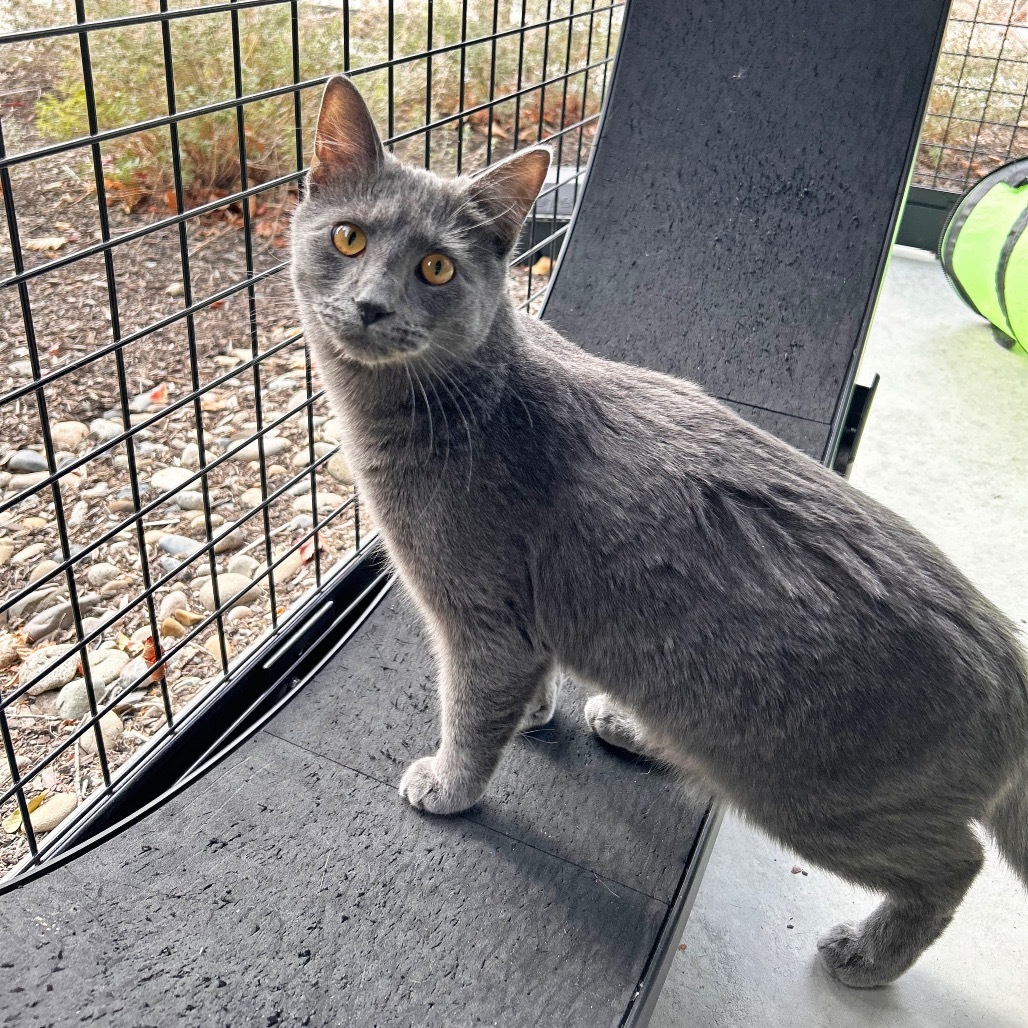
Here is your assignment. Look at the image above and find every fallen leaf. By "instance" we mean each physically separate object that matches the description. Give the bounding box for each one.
[141,636,166,683]
[149,382,169,405]
[24,236,68,252]
[530,255,553,276]
[2,793,46,834]
[299,538,326,564]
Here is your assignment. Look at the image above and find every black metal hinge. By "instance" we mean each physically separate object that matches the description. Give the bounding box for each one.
[831,374,880,478]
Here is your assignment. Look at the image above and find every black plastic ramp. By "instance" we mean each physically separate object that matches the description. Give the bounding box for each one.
[542,0,950,458]
[1,587,706,1027]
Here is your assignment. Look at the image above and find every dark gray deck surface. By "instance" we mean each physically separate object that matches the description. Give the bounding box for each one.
[1,589,703,1028]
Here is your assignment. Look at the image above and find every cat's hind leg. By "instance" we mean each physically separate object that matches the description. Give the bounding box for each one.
[518,669,563,731]
[816,820,984,987]
[584,694,652,756]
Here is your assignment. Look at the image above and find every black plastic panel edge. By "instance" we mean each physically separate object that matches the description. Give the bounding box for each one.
[0,542,393,896]
[621,804,726,1028]
[822,0,952,470]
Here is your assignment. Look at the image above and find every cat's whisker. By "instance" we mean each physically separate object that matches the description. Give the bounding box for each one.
[402,362,419,461]
[409,365,435,466]
[420,351,476,493]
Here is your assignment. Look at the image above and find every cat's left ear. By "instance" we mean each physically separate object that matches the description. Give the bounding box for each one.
[466,146,551,255]
[309,75,385,188]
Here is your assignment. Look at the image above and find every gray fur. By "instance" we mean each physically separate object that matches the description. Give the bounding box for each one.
[292,77,1028,988]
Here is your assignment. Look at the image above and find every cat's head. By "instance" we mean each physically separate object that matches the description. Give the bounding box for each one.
[291,76,550,368]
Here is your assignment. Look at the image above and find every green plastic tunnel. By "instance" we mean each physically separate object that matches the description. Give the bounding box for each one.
[938,158,1028,356]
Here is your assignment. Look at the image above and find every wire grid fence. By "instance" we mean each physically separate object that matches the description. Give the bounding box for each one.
[916,0,1028,191]
[0,0,623,880]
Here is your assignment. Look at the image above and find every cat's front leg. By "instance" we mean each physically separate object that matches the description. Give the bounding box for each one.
[399,637,552,816]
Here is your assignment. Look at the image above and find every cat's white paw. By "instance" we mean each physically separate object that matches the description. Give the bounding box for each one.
[518,698,556,731]
[584,694,645,754]
[398,756,478,815]
[817,922,893,988]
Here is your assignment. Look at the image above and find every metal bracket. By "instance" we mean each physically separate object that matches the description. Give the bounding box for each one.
[831,373,880,478]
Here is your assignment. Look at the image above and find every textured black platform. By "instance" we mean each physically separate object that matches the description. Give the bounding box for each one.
[1,0,949,1023]
[542,0,950,461]
[1,587,706,1028]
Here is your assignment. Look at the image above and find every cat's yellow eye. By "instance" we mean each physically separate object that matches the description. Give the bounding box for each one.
[420,253,455,285]
[332,223,367,256]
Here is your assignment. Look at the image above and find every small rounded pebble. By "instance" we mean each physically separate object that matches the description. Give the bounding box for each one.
[227,553,260,578]
[213,529,245,554]
[116,656,150,694]
[171,608,204,626]
[28,559,60,584]
[175,489,205,511]
[190,513,224,530]
[86,562,122,588]
[157,534,201,558]
[7,449,48,474]
[0,632,20,672]
[160,617,187,639]
[203,635,228,660]
[327,453,353,485]
[56,678,96,720]
[86,649,130,687]
[151,466,194,493]
[50,421,90,449]
[199,573,259,612]
[231,436,290,462]
[158,590,190,620]
[258,549,304,588]
[89,418,122,443]
[180,443,202,468]
[80,711,124,755]
[21,644,78,695]
[28,792,78,834]
[12,543,45,565]
[320,418,344,443]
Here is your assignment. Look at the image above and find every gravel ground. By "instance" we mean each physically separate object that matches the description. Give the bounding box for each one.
[0,55,362,874]
[0,59,555,876]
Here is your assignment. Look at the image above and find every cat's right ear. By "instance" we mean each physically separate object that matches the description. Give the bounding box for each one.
[309,76,384,189]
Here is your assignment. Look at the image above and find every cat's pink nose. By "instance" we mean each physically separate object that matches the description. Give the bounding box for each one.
[355,298,393,326]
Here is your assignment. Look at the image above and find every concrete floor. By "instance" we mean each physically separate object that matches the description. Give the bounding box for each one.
[650,248,1028,1028]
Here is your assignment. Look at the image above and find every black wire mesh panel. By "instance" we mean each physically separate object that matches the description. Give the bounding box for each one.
[917,0,1028,191]
[0,0,623,881]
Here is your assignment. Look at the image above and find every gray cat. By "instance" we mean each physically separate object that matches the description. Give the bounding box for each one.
[291,76,1028,989]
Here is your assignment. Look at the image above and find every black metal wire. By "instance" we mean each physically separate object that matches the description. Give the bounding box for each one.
[917,1,1028,191]
[425,1,434,169]
[1,4,620,173]
[0,0,625,883]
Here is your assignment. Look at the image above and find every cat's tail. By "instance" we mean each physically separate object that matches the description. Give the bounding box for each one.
[985,765,1028,887]
[984,658,1028,887]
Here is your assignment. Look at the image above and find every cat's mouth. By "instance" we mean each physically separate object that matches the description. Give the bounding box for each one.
[317,311,427,366]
